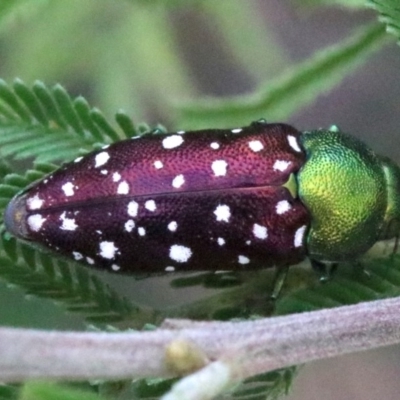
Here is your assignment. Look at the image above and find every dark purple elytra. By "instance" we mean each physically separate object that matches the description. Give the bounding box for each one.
[5,122,310,273]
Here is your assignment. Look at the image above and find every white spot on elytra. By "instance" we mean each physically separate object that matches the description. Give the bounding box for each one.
[168,221,178,232]
[59,212,78,231]
[217,237,225,246]
[273,160,291,172]
[231,128,242,133]
[27,194,44,210]
[172,174,185,188]
[74,156,83,163]
[111,264,120,271]
[99,241,118,259]
[112,172,121,182]
[246,240,251,245]
[211,160,228,177]
[86,257,95,265]
[294,225,307,247]
[288,135,301,152]
[95,151,110,167]
[73,251,83,260]
[127,201,139,217]
[210,142,220,150]
[162,135,184,149]
[276,200,291,215]
[169,244,192,263]
[101,169,108,175]
[154,160,163,169]
[61,182,75,197]
[125,219,135,232]
[238,255,250,265]
[214,204,231,222]
[117,181,129,194]
[165,266,175,272]
[248,140,264,152]
[253,223,268,240]
[145,200,157,212]
[27,214,46,232]
[138,227,146,236]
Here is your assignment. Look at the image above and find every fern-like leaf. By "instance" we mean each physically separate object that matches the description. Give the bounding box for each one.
[0,79,139,163]
[0,162,54,216]
[0,165,137,324]
[220,367,298,400]
[0,235,135,324]
[175,23,387,129]
[275,256,400,315]
[368,0,400,42]
[124,367,298,400]
[1,234,137,323]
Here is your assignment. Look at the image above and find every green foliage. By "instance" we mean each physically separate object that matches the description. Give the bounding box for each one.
[2,0,196,123]
[0,234,135,324]
[276,255,400,315]
[220,368,298,400]
[200,1,287,82]
[293,0,366,8]
[123,368,298,400]
[0,0,22,21]
[175,23,387,129]
[0,79,139,163]
[0,384,17,400]
[94,367,298,400]
[0,164,136,325]
[125,0,204,8]
[0,0,47,27]
[20,382,100,400]
[368,0,400,41]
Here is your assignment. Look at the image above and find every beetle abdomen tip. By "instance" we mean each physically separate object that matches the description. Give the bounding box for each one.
[4,194,29,240]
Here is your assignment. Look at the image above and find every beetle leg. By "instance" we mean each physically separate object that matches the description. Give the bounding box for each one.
[392,234,399,255]
[311,259,328,281]
[328,263,338,278]
[353,261,371,278]
[311,259,338,282]
[270,265,289,299]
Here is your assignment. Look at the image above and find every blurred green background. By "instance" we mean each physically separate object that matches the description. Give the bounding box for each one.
[1,1,399,159]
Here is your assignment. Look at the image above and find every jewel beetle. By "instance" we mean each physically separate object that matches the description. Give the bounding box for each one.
[4,121,400,277]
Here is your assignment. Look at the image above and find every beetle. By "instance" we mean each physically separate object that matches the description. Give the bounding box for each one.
[4,120,400,282]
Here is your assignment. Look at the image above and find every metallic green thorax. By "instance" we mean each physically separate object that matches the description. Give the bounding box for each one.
[379,156,400,240]
[298,128,400,262]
